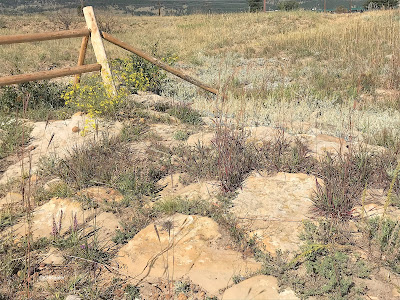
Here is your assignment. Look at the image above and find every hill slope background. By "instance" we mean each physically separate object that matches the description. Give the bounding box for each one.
[1,0,365,14]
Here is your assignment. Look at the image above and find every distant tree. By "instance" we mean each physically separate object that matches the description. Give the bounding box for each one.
[277,0,299,10]
[248,0,263,12]
[77,0,84,16]
[363,0,398,8]
[335,5,348,13]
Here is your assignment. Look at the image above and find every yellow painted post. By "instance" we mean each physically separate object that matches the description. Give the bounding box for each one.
[83,6,116,96]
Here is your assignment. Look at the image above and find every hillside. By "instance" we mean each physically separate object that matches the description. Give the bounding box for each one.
[0,0,365,14]
[0,8,399,300]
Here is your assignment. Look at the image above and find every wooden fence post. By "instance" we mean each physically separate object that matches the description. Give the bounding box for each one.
[74,35,89,85]
[83,6,116,96]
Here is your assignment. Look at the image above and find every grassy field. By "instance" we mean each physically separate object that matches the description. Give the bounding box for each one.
[0,9,400,299]
[1,9,399,144]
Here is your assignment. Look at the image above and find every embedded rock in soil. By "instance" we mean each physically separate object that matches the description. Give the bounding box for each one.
[83,212,121,247]
[11,197,94,240]
[157,173,219,202]
[246,126,290,143]
[42,247,64,265]
[117,214,261,296]
[78,186,124,204]
[186,131,215,147]
[297,133,348,158]
[231,172,321,255]
[0,114,122,184]
[0,192,23,209]
[353,188,400,220]
[222,275,298,300]
[150,123,186,148]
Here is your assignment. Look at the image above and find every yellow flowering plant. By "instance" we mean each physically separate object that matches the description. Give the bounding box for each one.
[111,53,178,94]
[62,75,127,135]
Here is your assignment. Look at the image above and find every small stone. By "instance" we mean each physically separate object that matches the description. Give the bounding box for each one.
[72,111,84,117]
[65,295,82,300]
[42,247,64,265]
[72,126,80,133]
[30,174,39,183]
[177,293,188,300]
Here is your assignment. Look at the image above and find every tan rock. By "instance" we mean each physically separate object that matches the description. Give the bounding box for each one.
[72,112,84,117]
[246,126,289,143]
[42,247,64,265]
[78,186,124,204]
[72,126,80,133]
[222,275,298,300]
[231,172,321,255]
[177,293,187,300]
[297,133,348,158]
[186,132,214,147]
[43,178,63,191]
[11,197,93,240]
[0,192,23,208]
[157,173,219,202]
[353,189,400,220]
[83,212,120,247]
[117,214,261,295]
[0,115,123,184]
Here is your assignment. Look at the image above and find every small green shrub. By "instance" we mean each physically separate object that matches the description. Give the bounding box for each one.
[0,116,31,159]
[173,130,190,141]
[0,81,66,113]
[115,168,160,199]
[33,181,75,205]
[125,284,141,300]
[368,216,400,273]
[48,136,132,189]
[166,104,203,125]
[111,52,177,95]
[120,122,149,142]
[154,196,211,216]
[312,151,373,222]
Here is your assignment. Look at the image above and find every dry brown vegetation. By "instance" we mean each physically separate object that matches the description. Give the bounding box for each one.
[0,8,400,300]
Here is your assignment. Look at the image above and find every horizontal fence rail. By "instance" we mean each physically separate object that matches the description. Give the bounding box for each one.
[0,6,218,96]
[0,64,101,87]
[101,32,219,95]
[0,29,90,45]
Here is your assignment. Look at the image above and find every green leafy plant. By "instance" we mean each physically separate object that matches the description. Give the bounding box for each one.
[111,52,177,95]
[0,81,66,113]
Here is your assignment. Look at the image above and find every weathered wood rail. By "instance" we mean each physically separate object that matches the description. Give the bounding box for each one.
[0,6,218,96]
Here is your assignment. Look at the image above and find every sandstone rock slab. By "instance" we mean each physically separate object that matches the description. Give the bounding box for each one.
[231,172,320,255]
[0,115,122,184]
[11,197,93,240]
[222,275,298,300]
[78,186,124,204]
[117,214,260,295]
[157,173,219,202]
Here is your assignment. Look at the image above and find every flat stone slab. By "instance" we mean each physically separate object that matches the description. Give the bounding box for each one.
[231,172,321,255]
[223,275,299,300]
[116,214,261,296]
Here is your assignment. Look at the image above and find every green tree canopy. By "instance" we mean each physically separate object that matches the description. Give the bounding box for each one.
[248,0,263,12]
[277,0,299,10]
[364,0,399,8]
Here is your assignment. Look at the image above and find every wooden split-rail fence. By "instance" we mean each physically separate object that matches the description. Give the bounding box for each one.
[0,6,218,95]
